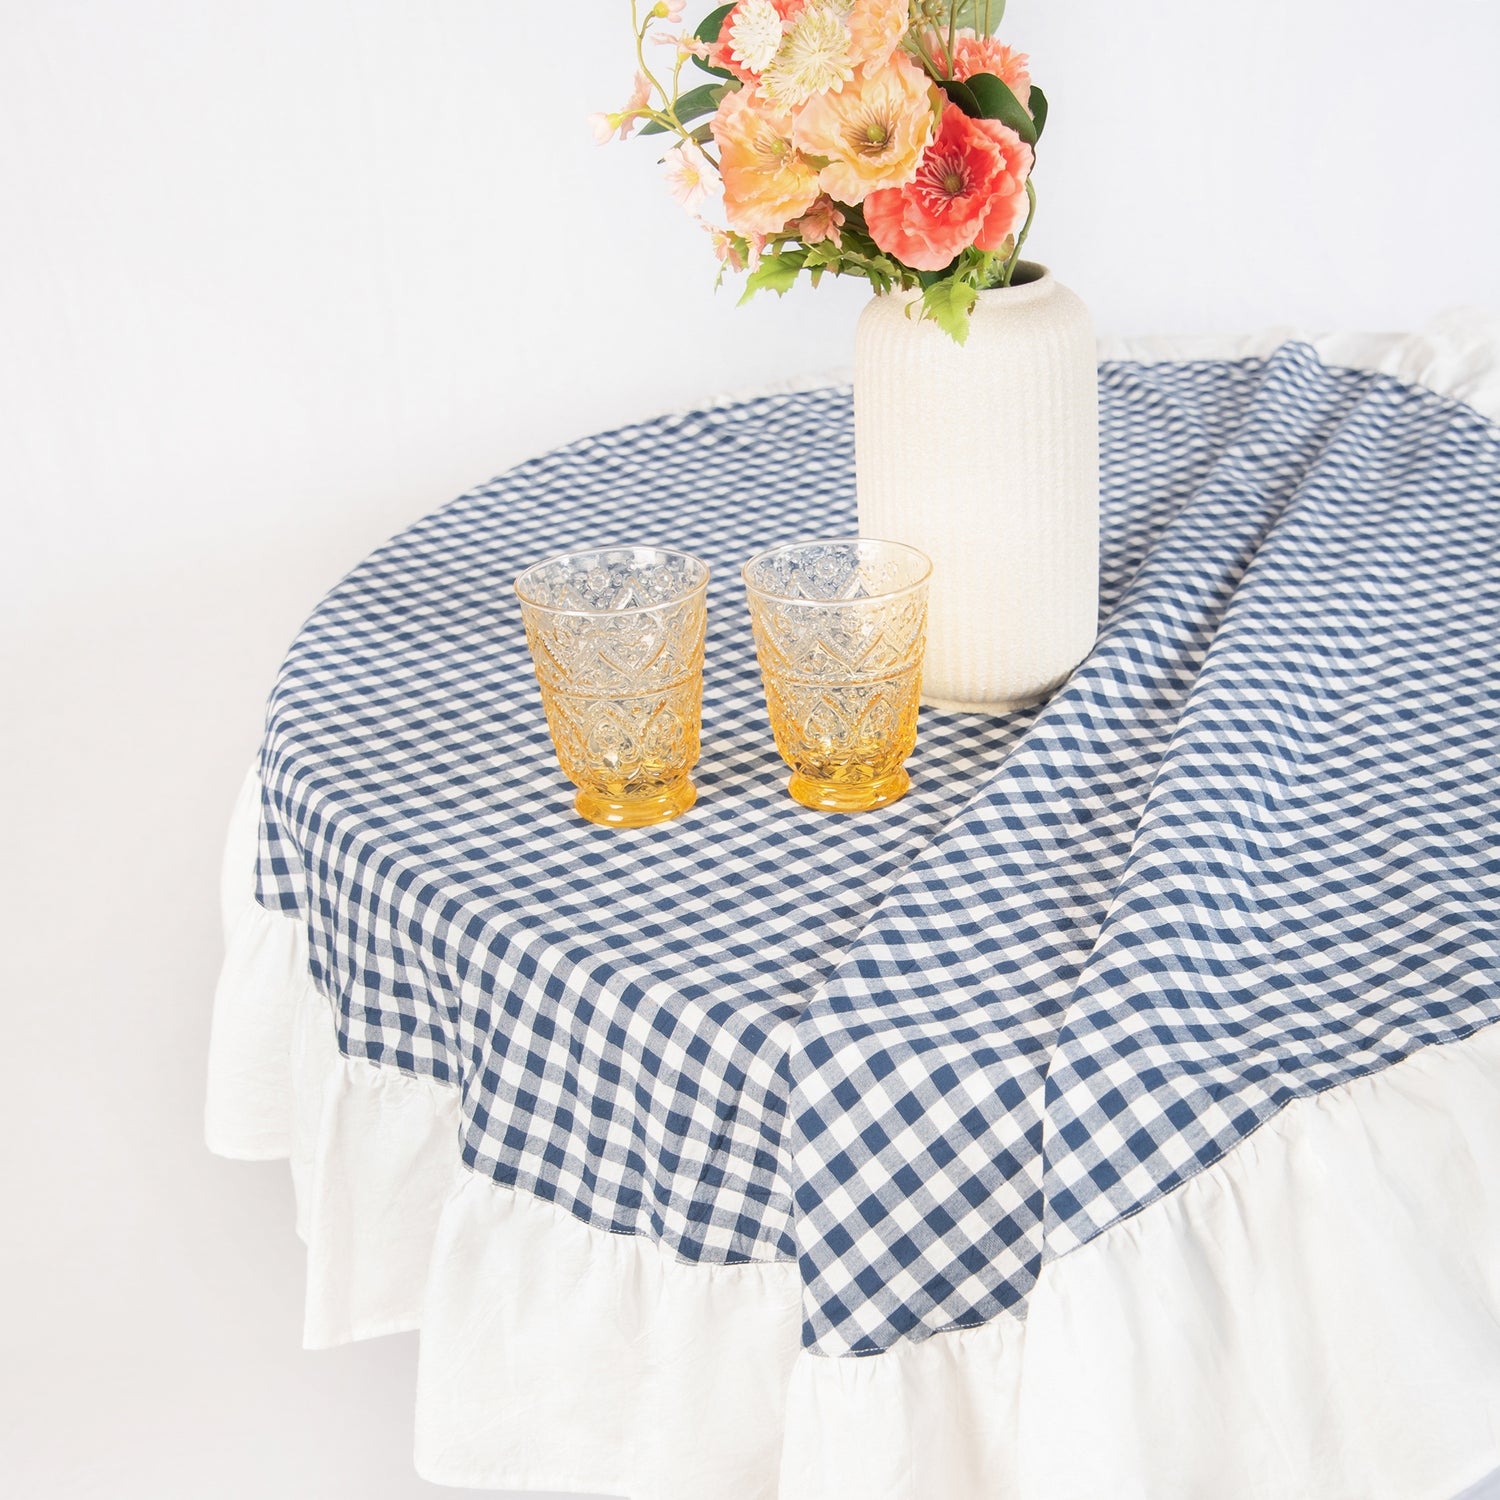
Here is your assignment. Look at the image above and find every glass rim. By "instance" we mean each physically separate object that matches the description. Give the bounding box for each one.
[514,545,712,617]
[740,536,933,607]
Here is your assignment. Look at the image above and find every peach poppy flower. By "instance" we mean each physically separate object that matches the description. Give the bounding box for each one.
[711,87,822,235]
[792,51,937,204]
[952,33,1032,104]
[847,0,909,70]
[864,105,1033,270]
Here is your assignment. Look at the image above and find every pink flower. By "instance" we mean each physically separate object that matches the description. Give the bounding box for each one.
[653,31,713,59]
[710,226,768,272]
[792,196,846,246]
[664,0,687,18]
[589,72,654,144]
[622,72,652,135]
[662,139,718,212]
[864,104,1033,270]
[952,33,1032,103]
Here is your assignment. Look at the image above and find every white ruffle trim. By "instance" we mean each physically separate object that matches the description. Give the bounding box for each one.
[209,761,1500,1500]
[208,324,1500,1499]
[1099,309,1500,426]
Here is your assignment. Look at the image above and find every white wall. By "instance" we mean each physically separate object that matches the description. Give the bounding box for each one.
[2,3,1496,1496]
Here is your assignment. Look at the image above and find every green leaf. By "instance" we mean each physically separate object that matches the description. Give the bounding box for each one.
[836,249,904,288]
[696,3,733,43]
[964,73,1036,144]
[1028,85,1048,143]
[691,3,735,78]
[801,242,842,269]
[640,82,723,135]
[938,79,981,119]
[921,276,980,344]
[738,250,808,304]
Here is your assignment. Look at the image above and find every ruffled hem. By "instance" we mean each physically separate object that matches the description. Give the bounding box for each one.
[1098,311,1500,426]
[208,324,1500,1499]
[209,761,1500,1500]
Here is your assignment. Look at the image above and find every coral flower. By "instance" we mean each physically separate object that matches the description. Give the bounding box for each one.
[792,50,937,204]
[951,32,1032,103]
[712,87,822,235]
[662,139,718,212]
[846,0,909,70]
[864,105,1033,270]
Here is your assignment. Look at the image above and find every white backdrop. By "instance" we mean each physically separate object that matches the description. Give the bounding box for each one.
[2,2,1497,1496]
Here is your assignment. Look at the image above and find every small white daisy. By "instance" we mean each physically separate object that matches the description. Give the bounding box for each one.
[727,0,785,76]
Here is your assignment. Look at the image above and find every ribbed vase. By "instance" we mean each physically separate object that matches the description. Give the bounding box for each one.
[853,264,1100,714]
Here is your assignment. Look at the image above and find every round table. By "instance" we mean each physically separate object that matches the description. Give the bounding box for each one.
[208,334,1500,1500]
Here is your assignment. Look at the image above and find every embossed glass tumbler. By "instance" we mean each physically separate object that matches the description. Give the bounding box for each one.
[742,538,932,812]
[515,547,710,828]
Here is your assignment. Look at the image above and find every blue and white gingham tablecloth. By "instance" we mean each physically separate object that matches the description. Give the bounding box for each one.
[254,343,1500,1359]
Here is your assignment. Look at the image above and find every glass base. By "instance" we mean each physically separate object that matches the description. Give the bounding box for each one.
[575,779,696,828]
[787,768,910,813]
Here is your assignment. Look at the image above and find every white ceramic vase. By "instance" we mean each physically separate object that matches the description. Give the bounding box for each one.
[853,263,1100,714]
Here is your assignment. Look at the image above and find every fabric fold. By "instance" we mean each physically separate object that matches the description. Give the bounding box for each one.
[207,880,1500,1499]
[207,327,1500,1498]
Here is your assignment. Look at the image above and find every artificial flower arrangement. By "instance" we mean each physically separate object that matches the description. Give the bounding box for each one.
[591,1,1047,342]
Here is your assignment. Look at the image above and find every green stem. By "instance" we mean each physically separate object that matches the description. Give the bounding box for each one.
[626,0,726,167]
[907,32,946,79]
[906,3,945,77]
[1000,179,1037,287]
[631,1,685,136]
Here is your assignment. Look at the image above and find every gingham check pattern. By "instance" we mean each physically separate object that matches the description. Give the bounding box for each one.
[256,344,1500,1358]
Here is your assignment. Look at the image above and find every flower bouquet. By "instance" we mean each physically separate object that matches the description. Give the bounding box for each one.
[592,1,1047,343]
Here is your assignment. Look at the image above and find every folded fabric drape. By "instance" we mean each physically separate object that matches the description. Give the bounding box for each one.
[209,324,1500,1499]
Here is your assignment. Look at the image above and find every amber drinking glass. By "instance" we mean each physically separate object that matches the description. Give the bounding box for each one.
[515,546,710,828]
[742,538,932,812]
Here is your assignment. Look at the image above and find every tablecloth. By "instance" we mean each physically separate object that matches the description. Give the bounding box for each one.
[207,323,1500,1500]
